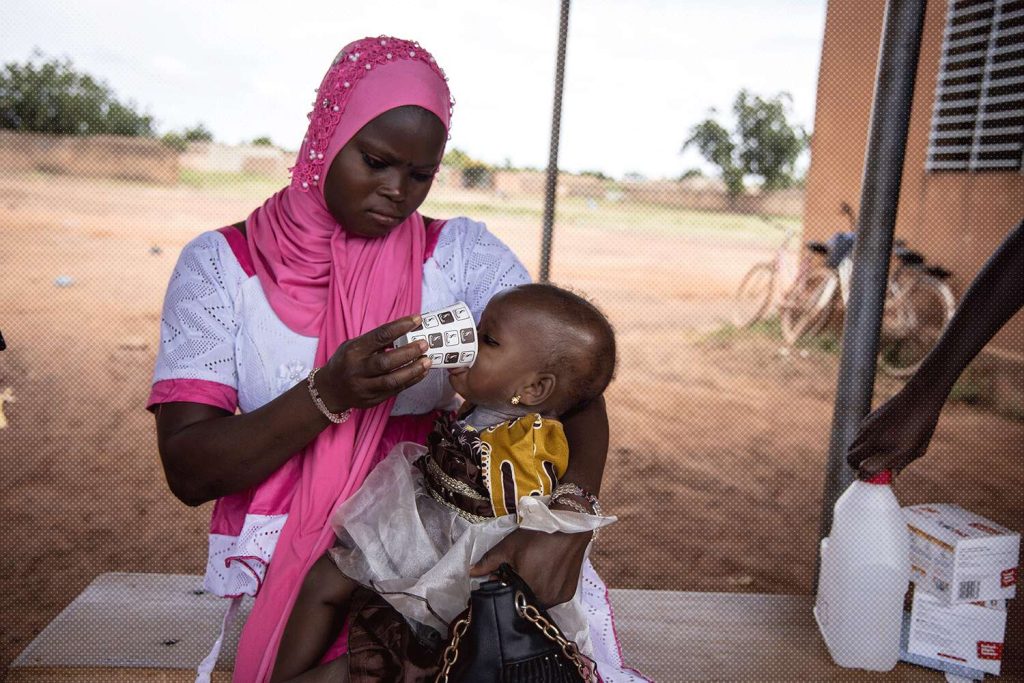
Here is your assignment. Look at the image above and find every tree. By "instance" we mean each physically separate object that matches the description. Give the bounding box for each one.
[181,123,213,142]
[160,132,188,153]
[442,147,475,168]
[683,90,808,197]
[0,50,154,136]
[251,135,273,147]
[462,164,493,189]
[441,147,494,188]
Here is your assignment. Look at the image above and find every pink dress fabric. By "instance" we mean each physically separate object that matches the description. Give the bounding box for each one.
[224,37,453,682]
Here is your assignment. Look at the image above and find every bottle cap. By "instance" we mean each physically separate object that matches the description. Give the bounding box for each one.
[865,469,892,485]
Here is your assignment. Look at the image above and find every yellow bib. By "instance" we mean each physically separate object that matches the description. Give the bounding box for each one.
[478,413,569,517]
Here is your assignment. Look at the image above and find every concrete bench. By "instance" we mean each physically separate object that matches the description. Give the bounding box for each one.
[8,572,996,681]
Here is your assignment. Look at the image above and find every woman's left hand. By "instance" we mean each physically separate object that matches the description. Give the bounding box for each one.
[469,528,590,607]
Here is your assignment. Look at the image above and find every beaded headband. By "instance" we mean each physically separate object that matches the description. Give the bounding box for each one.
[291,36,455,193]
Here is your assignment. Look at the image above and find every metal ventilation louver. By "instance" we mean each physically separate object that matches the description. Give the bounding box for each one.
[927,0,1024,172]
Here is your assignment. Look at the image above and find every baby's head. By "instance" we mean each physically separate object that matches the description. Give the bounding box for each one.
[447,284,616,416]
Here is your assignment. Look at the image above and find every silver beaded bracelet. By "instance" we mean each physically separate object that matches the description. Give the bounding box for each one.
[307,368,351,424]
[550,482,604,517]
[550,483,604,542]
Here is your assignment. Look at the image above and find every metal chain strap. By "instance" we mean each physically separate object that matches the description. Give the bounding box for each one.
[435,611,471,683]
[433,588,596,683]
[515,591,597,682]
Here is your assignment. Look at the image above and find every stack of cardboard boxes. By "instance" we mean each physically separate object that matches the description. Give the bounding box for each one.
[899,504,1020,679]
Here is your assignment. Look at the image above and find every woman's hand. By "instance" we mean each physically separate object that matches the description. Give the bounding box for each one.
[318,315,432,412]
[846,380,945,479]
[469,529,590,607]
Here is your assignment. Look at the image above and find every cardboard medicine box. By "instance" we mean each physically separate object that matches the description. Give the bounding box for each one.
[905,588,1007,676]
[903,503,1019,604]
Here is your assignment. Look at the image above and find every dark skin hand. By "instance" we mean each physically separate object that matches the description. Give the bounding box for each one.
[848,219,1024,479]
[470,395,609,607]
[156,311,431,505]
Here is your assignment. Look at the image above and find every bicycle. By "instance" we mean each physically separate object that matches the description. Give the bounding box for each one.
[732,218,801,328]
[779,202,957,378]
[877,241,958,376]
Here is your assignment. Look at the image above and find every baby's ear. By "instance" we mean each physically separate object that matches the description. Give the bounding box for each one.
[520,373,556,407]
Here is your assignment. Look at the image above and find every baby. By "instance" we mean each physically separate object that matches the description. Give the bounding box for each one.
[271,283,617,682]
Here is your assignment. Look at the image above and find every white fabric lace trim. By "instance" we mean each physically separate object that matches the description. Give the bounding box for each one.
[582,561,652,681]
[153,231,248,390]
[204,513,287,597]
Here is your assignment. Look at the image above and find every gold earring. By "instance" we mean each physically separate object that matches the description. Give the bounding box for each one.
[510,394,521,406]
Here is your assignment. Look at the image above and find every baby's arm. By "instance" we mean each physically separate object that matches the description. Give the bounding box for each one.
[270,553,357,683]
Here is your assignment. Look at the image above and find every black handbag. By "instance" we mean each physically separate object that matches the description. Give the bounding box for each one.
[434,563,595,683]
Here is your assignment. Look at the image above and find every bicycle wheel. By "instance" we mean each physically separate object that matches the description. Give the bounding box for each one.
[878,273,956,378]
[732,262,775,327]
[779,266,837,345]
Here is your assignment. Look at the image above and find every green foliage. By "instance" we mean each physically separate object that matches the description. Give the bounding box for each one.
[250,135,273,146]
[442,147,476,168]
[683,90,808,198]
[160,132,188,153]
[0,50,154,136]
[181,123,213,142]
[702,316,783,345]
[443,147,494,188]
[461,164,494,189]
[678,168,705,181]
[579,169,611,181]
[160,123,214,150]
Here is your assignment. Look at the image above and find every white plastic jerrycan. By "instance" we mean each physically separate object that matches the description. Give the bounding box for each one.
[814,470,910,671]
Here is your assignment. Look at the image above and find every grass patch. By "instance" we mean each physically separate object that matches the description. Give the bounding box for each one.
[177,168,282,196]
[701,315,845,357]
[421,191,799,245]
[749,316,784,339]
[701,316,783,345]
[802,331,840,354]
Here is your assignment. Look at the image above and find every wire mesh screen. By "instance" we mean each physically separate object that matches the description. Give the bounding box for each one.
[2,1,1024,678]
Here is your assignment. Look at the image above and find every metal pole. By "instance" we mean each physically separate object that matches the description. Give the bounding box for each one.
[539,0,571,283]
[818,0,928,541]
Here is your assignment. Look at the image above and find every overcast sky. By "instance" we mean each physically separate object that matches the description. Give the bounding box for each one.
[2,0,828,180]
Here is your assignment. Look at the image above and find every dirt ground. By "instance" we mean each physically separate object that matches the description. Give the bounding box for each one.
[1,173,1022,671]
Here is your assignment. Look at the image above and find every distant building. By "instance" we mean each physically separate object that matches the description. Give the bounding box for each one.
[179,142,294,180]
[803,0,1024,361]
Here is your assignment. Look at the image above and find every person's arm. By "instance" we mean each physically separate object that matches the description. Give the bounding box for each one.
[848,219,1024,477]
[469,396,609,607]
[157,317,431,505]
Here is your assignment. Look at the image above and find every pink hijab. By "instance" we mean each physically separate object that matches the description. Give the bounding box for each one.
[231,37,452,681]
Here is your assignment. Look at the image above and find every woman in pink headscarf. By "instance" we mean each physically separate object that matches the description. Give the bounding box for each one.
[149,37,634,682]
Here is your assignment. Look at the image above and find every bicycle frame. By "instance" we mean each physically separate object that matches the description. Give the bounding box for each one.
[775,229,800,286]
[780,202,958,377]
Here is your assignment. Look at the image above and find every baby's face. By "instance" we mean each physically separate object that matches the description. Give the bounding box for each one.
[446,293,545,409]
